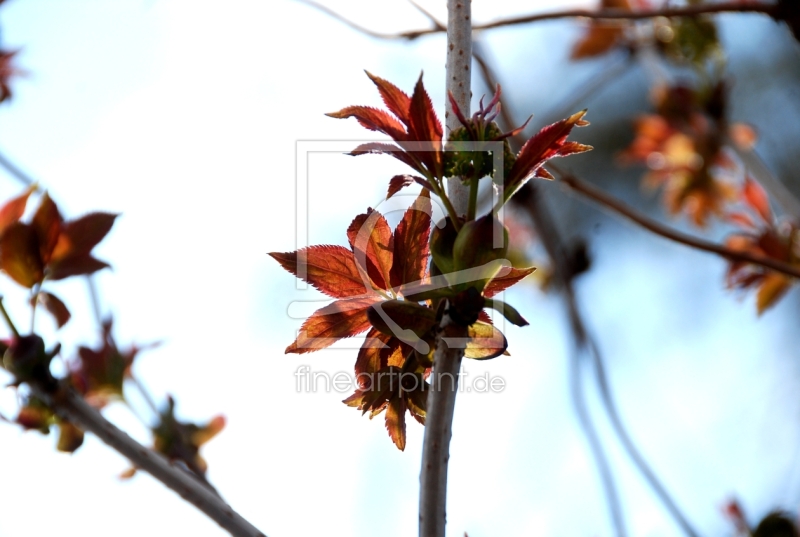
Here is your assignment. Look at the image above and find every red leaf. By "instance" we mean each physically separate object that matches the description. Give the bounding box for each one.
[285,296,380,354]
[47,254,110,280]
[51,212,118,261]
[406,75,443,176]
[347,209,394,291]
[38,291,71,328]
[387,175,418,199]
[367,300,437,341]
[365,71,411,125]
[484,266,536,297]
[507,111,591,200]
[571,24,625,59]
[0,186,33,235]
[743,177,772,222]
[355,328,393,382]
[269,246,372,298]
[32,192,62,264]
[756,272,791,314]
[326,106,407,141]
[407,74,443,143]
[390,191,431,289]
[350,142,425,176]
[385,396,407,451]
[0,222,44,288]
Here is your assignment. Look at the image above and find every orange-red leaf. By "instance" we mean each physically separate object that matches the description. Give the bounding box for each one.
[571,25,624,59]
[484,266,536,297]
[347,209,393,291]
[286,296,380,354]
[32,192,62,264]
[47,254,110,280]
[355,328,393,382]
[326,106,407,141]
[387,175,418,199]
[756,272,791,314]
[390,191,431,289]
[38,291,71,328]
[0,222,44,288]
[350,142,426,176]
[407,74,443,144]
[0,186,33,235]
[743,178,771,223]
[367,299,437,341]
[506,110,591,200]
[269,246,371,298]
[51,212,118,261]
[406,75,443,177]
[366,71,411,125]
[385,396,407,451]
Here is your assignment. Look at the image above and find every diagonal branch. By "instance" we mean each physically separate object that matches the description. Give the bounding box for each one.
[30,380,267,537]
[296,0,779,41]
[560,172,800,280]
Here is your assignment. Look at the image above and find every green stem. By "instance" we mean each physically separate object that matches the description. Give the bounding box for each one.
[432,179,462,231]
[467,175,479,222]
[0,297,20,338]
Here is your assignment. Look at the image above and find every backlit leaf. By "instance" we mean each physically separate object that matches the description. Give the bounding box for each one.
[366,70,411,125]
[485,298,529,327]
[463,321,507,360]
[743,178,772,223]
[31,192,62,264]
[326,105,407,141]
[367,299,436,341]
[38,291,71,328]
[0,186,33,234]
[483,266,536,297]
[390,191,431,289]
[47,254,110,281]
[269,246,371,298]
[756,272,791,315]
[347,209,394,291]
[51,212,118,261]
[0,222,44,288]
[286,296,380,354]
[506,110,591,202]
[385,396,406,451]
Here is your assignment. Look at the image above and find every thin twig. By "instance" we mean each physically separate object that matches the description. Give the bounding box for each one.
[473,39,630,536]
[298,1,778,41]
[30,381,267,537]
[472,38,704,535]
[560,173,800,280]
[0,148,35,186]
[585,336,701,537]
[517,183,630,537]
[419,2,472,537]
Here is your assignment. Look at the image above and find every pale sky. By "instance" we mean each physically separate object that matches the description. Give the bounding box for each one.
[0,1,796,537]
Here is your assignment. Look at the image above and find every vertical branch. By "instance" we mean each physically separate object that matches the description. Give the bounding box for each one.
[419,2,472,537]
[444,0,472,216]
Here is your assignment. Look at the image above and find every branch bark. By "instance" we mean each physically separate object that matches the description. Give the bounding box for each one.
[32,381,268,537]
[560,173,800,280]
[419,2,471,537]
[297,0,778,41]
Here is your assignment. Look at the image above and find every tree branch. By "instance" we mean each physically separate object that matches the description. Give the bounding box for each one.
[31,381,267,537]
[296,0,778,41]
[419,2,472,537]
[560,172,800,280]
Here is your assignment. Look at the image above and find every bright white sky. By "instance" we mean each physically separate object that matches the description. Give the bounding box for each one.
[0,1,796,537]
